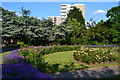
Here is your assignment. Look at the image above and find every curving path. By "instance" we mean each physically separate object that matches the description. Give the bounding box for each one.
[49,65,119,78]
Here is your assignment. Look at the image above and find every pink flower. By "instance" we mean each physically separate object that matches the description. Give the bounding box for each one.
[17,49,22,51]
[34,47,38,49]
[20,56,23,58]
[26,56,29,58]
[106,57,108,59]
[19,52,22,53]
[34,50,37,52]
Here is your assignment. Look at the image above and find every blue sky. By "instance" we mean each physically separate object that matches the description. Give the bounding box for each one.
[1,2,118,23]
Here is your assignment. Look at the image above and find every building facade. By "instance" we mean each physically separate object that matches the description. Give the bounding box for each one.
[61,4,85,22]
[48,16,61,25]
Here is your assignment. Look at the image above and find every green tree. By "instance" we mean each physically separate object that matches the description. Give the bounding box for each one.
[1,6,19,46]
[66,7,85,25]
[106,6,120,44]
[1,7,54,46]
[21,7,31,16]
[106,6,120,30]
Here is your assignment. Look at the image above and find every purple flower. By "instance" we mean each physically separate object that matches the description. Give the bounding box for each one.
[2,62,54,78]
[1,50,55,79]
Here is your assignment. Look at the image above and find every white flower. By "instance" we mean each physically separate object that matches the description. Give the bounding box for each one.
[74,51,77,53]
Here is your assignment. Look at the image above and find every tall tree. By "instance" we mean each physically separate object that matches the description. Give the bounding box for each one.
[66,7,85,25]
[106,6,120,44]
[21,7,31,16]
[106,6,120,30]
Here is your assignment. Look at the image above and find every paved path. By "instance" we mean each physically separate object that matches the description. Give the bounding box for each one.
[49,65,119,78]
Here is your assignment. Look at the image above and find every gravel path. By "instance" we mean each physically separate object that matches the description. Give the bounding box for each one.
[49,65,119,78]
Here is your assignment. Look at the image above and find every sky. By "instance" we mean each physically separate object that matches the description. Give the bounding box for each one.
[1,2,119,23]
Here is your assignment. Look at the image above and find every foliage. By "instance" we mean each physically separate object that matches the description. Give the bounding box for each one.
[64,7,86,45]
[17,42,30,47]
[17,45,81,56]
[2,51,52,78]
[17,45,81,73]
[106,6,120,44]
[1,5,120,46]
[74,47,118,64]
[67,19,86,38]
[66,7,85,25]
[1,7,73,46]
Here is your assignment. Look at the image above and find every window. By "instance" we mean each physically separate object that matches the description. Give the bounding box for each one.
[61,5,66,6]
[61,11,66,13]
[70,6,74,8]
[61,18,65,21]
[61,15,66,17]
[61,8,66,10]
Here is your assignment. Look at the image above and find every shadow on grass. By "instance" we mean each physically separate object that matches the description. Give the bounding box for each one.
[36,61,88,74]
[34,60,119,79]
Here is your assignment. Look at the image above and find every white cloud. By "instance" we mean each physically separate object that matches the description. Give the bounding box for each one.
[92,10,106,15]
[9,10,14,12]
[36,17,41,19]
[15,12,22,16]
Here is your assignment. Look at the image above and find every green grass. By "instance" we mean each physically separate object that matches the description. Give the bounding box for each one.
[0,52,11,64]
[43,51,118,74]
[0,52,11,56]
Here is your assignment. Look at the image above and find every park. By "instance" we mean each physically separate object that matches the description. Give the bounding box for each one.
[0,2,120,79]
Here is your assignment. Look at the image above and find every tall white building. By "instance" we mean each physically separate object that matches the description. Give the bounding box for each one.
[61,4,85,22]
[48,4,85,25]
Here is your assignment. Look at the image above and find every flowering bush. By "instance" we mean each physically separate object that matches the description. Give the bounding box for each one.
[17,45,81,56]
[17,45,81,72]
[73,47,118,64]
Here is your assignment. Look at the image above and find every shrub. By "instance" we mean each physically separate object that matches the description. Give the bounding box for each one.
[73,47,118,64]
[17,42,30,47]
[17,45,82,72]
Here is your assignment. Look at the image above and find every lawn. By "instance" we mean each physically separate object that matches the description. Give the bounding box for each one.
[43,51,118,74]
[0,52,11,64]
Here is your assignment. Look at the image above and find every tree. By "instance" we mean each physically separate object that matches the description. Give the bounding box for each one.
[106,6,120,44]
[63,7,86,44]
[106,6,120,30]
[21,7,31,16]
[66,7,85,25]
[1,6,19,46]
[1,7,54,46]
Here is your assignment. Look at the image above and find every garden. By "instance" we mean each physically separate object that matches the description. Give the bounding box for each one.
[2,45,119,75]
[1,4,120,79]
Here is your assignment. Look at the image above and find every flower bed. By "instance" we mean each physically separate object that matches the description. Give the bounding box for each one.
[73,47,118,64]
[17,45,82,60]
[17,45,81,72]
[16,45,119,73]
[2,51,54,78]
[2,62,54,78]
